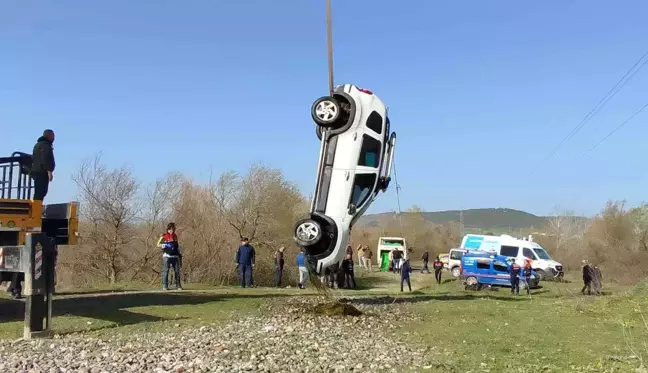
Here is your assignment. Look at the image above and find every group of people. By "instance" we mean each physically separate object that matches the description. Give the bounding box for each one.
[581,260,603,295]
[508,259,534,295]
[156,227,606,296]
[356,245,374,270]
[420,251,445,284]
[393,249,445,292]
[321,245,358,289]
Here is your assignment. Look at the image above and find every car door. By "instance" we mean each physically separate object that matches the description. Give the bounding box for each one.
[348,124,383,222]
[475,258,491,284]
[493,259,511,286]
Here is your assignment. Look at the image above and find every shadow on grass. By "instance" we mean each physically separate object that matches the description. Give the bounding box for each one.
[339,293,529,306]
[0,291,295,327]
[354,273,401,290]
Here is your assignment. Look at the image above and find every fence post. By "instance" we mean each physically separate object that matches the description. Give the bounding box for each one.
[22,233,53,340]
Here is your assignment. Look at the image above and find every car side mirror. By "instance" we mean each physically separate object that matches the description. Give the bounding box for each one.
[348,203,357,215]
[379,176,391,191]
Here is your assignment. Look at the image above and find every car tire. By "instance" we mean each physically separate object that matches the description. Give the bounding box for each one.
[535,269,546,281]
[451,266,460,278]
[293,218,323,247]
[465,276,478,286]
[311,96,341,127]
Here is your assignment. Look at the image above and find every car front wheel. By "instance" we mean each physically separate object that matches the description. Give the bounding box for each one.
[294,218,323,247]
[311,96,341,127]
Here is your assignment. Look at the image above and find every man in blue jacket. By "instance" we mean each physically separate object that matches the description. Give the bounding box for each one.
[296,250,307,289]
[235,237,255,288]
[509,260,521,296]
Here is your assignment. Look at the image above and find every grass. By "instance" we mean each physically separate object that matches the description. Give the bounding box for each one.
[400,273,648,372]
[2,266,648,372]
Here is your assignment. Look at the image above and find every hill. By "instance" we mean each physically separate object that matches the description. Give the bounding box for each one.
[358,208,554,231]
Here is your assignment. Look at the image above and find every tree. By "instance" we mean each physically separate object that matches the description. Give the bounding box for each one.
[72,155,140,283]
[132,172,184,281]
[546,207,589,252]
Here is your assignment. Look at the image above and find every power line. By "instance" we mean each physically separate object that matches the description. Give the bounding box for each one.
[582,101,648,156]
[527,50,648,177]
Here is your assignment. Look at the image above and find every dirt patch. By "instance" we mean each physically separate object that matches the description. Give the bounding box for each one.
[313,301,363,316]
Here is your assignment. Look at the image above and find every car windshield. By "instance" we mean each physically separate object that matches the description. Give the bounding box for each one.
[533,248,552,260]
[450,250,464,260]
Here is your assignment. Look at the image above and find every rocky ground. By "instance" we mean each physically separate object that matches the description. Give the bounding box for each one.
[0,297,437,373]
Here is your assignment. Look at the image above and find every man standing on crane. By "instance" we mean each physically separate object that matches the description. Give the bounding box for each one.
[31,129,56,201]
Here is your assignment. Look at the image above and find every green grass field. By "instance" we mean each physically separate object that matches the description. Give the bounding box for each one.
[2,268,647,372]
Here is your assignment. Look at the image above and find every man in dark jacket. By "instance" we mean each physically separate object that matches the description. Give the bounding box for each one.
[273,246,285,287]
[592,265,603,295]
[400,259,412,292]
[31,129,56,201]
[392,249,403,274]
[432,256,444,284]
[421,251,430,274]
[341,254,356,289]
[509,261,521,295]
[236,237,255,288]
[581,260,593,295]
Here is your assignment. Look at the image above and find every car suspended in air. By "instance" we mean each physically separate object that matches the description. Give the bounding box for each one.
[293,84,397,275]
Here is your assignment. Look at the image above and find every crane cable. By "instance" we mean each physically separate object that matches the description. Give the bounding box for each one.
[326,0,334,96]
[392,161,405,237]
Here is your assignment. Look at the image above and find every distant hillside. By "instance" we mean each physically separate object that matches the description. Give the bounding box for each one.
[358,208,558,230]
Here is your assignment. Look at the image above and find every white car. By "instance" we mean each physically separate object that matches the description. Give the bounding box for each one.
[293,84,397,275]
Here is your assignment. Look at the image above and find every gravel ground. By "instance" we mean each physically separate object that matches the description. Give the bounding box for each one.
[0,296,436,373]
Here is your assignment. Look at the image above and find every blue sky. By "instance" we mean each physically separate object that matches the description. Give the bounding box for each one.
[2,0,648,217]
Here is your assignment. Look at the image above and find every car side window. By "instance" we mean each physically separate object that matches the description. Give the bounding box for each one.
[350,173,376,208]
[450,251,463,260]
[366,111,383,135]
[476,260,490,270]
[500,246,519,257]
[358,135,381,168]
[523,248,534,260]
[493,261,508,272]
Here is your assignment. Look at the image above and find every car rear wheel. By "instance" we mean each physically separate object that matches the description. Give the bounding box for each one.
[294,218,323,247]
[451,266,460,278]
[311,96,341,127]
[465,276,478,286]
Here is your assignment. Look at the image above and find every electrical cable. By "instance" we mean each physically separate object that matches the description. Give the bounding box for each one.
[582,101,648,155]
[527,51,648,176]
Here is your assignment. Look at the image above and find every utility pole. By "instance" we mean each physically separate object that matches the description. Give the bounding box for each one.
[459,210,464,237]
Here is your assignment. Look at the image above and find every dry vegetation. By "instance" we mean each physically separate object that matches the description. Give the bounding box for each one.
[537,201,648,284]
[57,155,648,288]
[58,154,308,287]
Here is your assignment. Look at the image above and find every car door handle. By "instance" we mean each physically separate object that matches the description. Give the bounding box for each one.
[345,171,350,180]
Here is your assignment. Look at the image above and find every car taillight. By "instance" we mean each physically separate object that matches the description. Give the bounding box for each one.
[358,88,373,95]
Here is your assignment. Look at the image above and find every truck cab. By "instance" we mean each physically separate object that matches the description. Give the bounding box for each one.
[0,152,79,288]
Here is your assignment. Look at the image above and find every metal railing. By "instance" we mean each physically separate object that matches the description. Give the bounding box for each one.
[0,152,34,200]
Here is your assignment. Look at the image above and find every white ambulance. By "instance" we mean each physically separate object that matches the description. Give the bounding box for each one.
[459,234,564,280]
